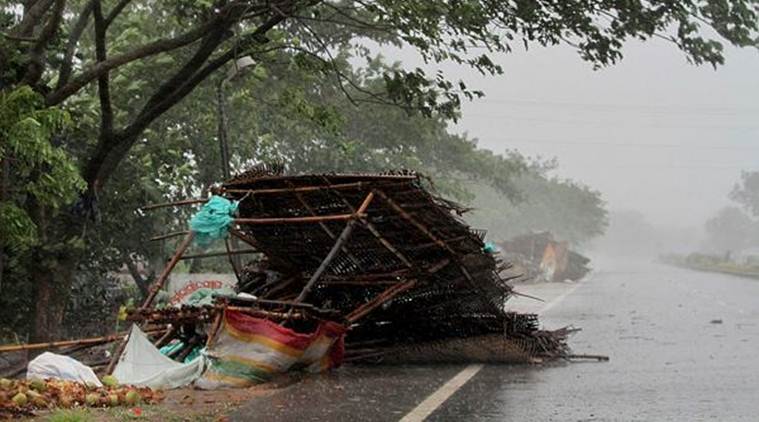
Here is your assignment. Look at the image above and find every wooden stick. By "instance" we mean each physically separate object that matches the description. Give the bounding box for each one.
[225,239,242,282]
[0,328,163,353]
[141,231,195,310]
[234,213,361,225]
[222,179,414,195]
[316,178,412,268]
[292,190,363,268]
[567,354,610,361]
[294,220,356,304]
[346,279,417,323]
[205,311,224,349]
[178,248,257,261]
[139,198,207,212]
[150,230,190,242]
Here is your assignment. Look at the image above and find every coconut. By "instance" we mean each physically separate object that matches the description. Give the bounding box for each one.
[101,375,118,388]
[29,378,47,392]
[108,393,120,407]
[12,392,28,407]
[85,392,100,406]
[124,390,140,405]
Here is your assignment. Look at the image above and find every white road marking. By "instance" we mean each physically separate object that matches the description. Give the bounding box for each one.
[399,279,585,421]
[398,364,484,422]
[539,281,583,314]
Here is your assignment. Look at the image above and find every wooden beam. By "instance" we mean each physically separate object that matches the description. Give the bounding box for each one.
[178,248,257,260]
[222,179,414,195]
[293,220,357,303]
[317,176,413,268]
[234,213,361,225]
[150,230,189,242]
[346,279,417,323]
[139,198,207,212]
[0,328,163,354]
[141,231,195,310]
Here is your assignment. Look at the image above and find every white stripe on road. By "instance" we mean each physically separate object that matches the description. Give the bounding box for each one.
[399,279,585,421]
[398,364,484,422]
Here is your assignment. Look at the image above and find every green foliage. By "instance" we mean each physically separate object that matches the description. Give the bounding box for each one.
[0,87,84,249]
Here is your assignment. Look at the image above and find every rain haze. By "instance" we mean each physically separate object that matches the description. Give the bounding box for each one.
[392,38,759,254]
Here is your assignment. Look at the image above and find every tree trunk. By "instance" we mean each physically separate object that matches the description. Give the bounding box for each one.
[31,268,68,343]
[29,205,85,343]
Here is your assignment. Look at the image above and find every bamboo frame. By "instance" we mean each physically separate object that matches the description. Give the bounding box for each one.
[0,328,164,353]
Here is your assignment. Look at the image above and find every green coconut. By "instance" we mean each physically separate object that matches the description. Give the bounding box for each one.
[12,392,28,407]
[85,392,100,407]
[29,378,46,392]
[124,390,140,406]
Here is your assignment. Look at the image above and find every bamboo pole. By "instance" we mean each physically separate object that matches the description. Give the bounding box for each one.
[317,176,413,268]
[234,213,361,225]
[139,198,207,212]
[0,328,164,353]
[293,220,357,304]
[291,192,373,304]
[141,231,195,310]
[150,231,190,242]
[178,248,257,261]
[291,190,362,268]
[222,179,414,195]
[346,279,417,323]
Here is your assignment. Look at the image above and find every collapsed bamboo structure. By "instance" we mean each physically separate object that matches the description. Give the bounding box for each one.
[1,168,571,378]
[129,169,569,364]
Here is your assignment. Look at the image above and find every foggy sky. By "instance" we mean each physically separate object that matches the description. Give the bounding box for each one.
[394,38,759,230]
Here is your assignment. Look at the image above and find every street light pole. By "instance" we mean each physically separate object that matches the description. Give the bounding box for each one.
[216,57,255,272]
[216,78,232,180]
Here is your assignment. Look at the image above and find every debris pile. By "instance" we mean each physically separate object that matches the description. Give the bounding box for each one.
[1,169,573,392]
[498,232,591,283]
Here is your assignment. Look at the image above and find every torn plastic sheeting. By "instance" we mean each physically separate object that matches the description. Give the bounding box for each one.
[27,352,103,386]
[112,324,205,390]
[195,310,346,389]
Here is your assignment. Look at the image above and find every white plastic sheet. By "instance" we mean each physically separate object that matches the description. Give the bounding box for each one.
[112,324,204,389]
[27,352,102,386]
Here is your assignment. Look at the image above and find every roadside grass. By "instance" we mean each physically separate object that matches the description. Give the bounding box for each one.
[43,405,217,422]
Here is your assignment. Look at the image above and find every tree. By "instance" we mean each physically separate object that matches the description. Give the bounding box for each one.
[2,0,757,340]
[704,206,757,253]
[467,158,608,245]
[730,171,759,217]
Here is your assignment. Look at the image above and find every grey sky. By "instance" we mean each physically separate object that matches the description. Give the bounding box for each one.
[394,39,759,230]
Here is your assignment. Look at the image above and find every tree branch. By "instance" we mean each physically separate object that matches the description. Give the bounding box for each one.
[93,0,113,138]
[21,0,66,86]
[55,0,95,91]
[46,16,224,105]
[104,0,133,28]
[11,0,55,37]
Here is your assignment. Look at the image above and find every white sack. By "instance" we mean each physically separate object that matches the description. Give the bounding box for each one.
[27,352,102,387]
[112,324,204,389]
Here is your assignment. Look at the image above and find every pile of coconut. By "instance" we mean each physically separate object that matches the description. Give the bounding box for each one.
[0,376,163,417]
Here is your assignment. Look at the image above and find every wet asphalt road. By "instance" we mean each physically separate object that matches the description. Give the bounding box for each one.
[231,257,759,421]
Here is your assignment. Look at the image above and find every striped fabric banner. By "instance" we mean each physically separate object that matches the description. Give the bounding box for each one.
[196,310,346,389]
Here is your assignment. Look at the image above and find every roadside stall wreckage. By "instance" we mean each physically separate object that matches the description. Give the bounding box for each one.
[1,168,605,391]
